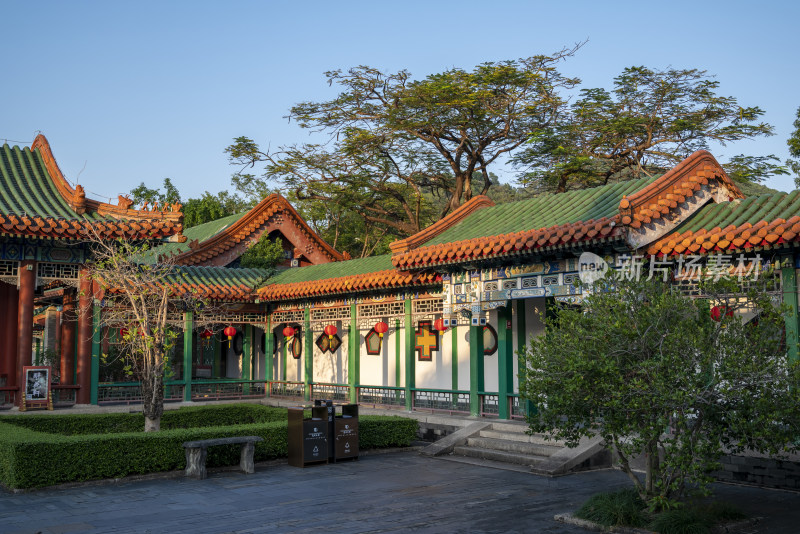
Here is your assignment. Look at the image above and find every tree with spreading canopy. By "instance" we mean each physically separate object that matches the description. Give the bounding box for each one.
[788,106,800,186]
[514,66,782,193]
[225,45,582,248]
[521,272,800,510]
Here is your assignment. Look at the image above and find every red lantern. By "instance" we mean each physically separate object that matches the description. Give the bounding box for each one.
[710,305,734,322]
[324,324,337,340]
[200,329,213,339]
[434,318,447,332]
[224,326,237,348]
[374,321,388,338]
[119,327,129,338]
[283,326,295,339]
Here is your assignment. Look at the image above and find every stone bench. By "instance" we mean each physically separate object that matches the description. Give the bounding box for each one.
[182,436,264,480]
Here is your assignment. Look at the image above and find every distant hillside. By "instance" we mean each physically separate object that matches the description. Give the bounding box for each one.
[736,181,782,197]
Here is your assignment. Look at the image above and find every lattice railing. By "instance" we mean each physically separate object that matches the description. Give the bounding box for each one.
[309,383,349,402]
[480,393,500,417]
[412,389,470,414]
[357,386,406,408]
[191,381,266,401]
[269,380,305,399]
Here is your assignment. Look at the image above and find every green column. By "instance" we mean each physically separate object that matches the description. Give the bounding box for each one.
[516,299,535,416]
[183,312,193,402]
[451,324,458,391]
[404,299,415,411]
[348,301,359,403]
[782,260,799,362]
[497,304,513,419]
[265,316,273,396]
[469,318,485,417]
[264,315,275,382]
[90,303,101,405]
[395,318,401,388]
[214,335,222,378]
[242,324,252,395]
[304,307,312,401]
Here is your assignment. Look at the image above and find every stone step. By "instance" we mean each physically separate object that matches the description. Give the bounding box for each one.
[435,453,534,474]
[478,429,567,447]
[452,445,547,467]
[466,436,561,457]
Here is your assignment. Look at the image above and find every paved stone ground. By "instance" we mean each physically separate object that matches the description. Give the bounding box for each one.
[1,452,799,534]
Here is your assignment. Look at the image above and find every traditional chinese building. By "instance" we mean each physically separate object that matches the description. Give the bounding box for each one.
[2,137,799,421]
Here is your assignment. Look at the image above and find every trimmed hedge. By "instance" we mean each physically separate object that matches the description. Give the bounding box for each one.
[0,405,418,490]
[0,403,287,435]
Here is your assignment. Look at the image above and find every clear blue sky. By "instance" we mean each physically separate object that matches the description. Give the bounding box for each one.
[2,0,799,202]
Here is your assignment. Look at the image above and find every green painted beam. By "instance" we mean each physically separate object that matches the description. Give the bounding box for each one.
[304,307,312,401]
[782,260,799,363]
[404,299,414,411]
[516,299,535,416]
[497,304,513,419]
[469,320,485,417]
[183,312,193,402]
[90,303,101,405]
[395,318,401,388]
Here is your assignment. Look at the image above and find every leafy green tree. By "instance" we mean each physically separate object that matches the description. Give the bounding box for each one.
[521,273,800,509]
[129,178,181,208]
[182,191,251,228]
[722,154,788,185]
[239,234,287,270]
[787,106,800,186]
[227,46,581,241]
[515,67,776,192]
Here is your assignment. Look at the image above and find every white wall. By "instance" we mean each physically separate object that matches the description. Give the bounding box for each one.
[415,317,452,390]
[360,321,400,387]
[313,319,347,384]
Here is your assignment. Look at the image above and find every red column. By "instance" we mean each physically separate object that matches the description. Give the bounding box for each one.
[60,289,77,385]
[76,268,93,404]
[1,283,19,387]
[16,260,36,400]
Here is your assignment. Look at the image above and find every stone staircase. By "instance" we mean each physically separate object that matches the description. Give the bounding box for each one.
[421,419,610,476]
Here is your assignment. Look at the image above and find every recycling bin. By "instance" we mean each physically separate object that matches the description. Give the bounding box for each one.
[287,405,329,467]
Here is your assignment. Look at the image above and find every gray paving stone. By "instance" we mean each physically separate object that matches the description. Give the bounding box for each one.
[2,452,799,533]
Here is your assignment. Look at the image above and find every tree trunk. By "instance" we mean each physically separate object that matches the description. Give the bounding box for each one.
[144,416,161,432]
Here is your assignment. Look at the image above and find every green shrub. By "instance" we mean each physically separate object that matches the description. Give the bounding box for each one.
[575,489,648,528]
[0,404,287,435]
[647,502,746,534]
[0,405,418,489]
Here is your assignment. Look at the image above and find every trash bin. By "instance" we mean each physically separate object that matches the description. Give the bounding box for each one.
[287,405,329,467]
[314,399,335,461]
[334,403,358,462]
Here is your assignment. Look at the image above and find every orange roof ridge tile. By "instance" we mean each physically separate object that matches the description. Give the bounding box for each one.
[173,193,346,266]
[31,134,184,225]
[389,195,495,254]
[618,151,743,231]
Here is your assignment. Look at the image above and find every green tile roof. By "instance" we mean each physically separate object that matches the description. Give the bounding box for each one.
[163,265,271,289]
[264,254,395,286]
[140,211,248,262]
[423,176,658,246]
[673,192,800,233]
[0,143,103,220]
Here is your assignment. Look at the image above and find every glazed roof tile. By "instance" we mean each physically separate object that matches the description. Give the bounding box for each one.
[392,178,655,270]
[103,265,270,302]
[647,192,800,256]
[257,254,439,301]
[0,136,183,241]
[149,194,346,266]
